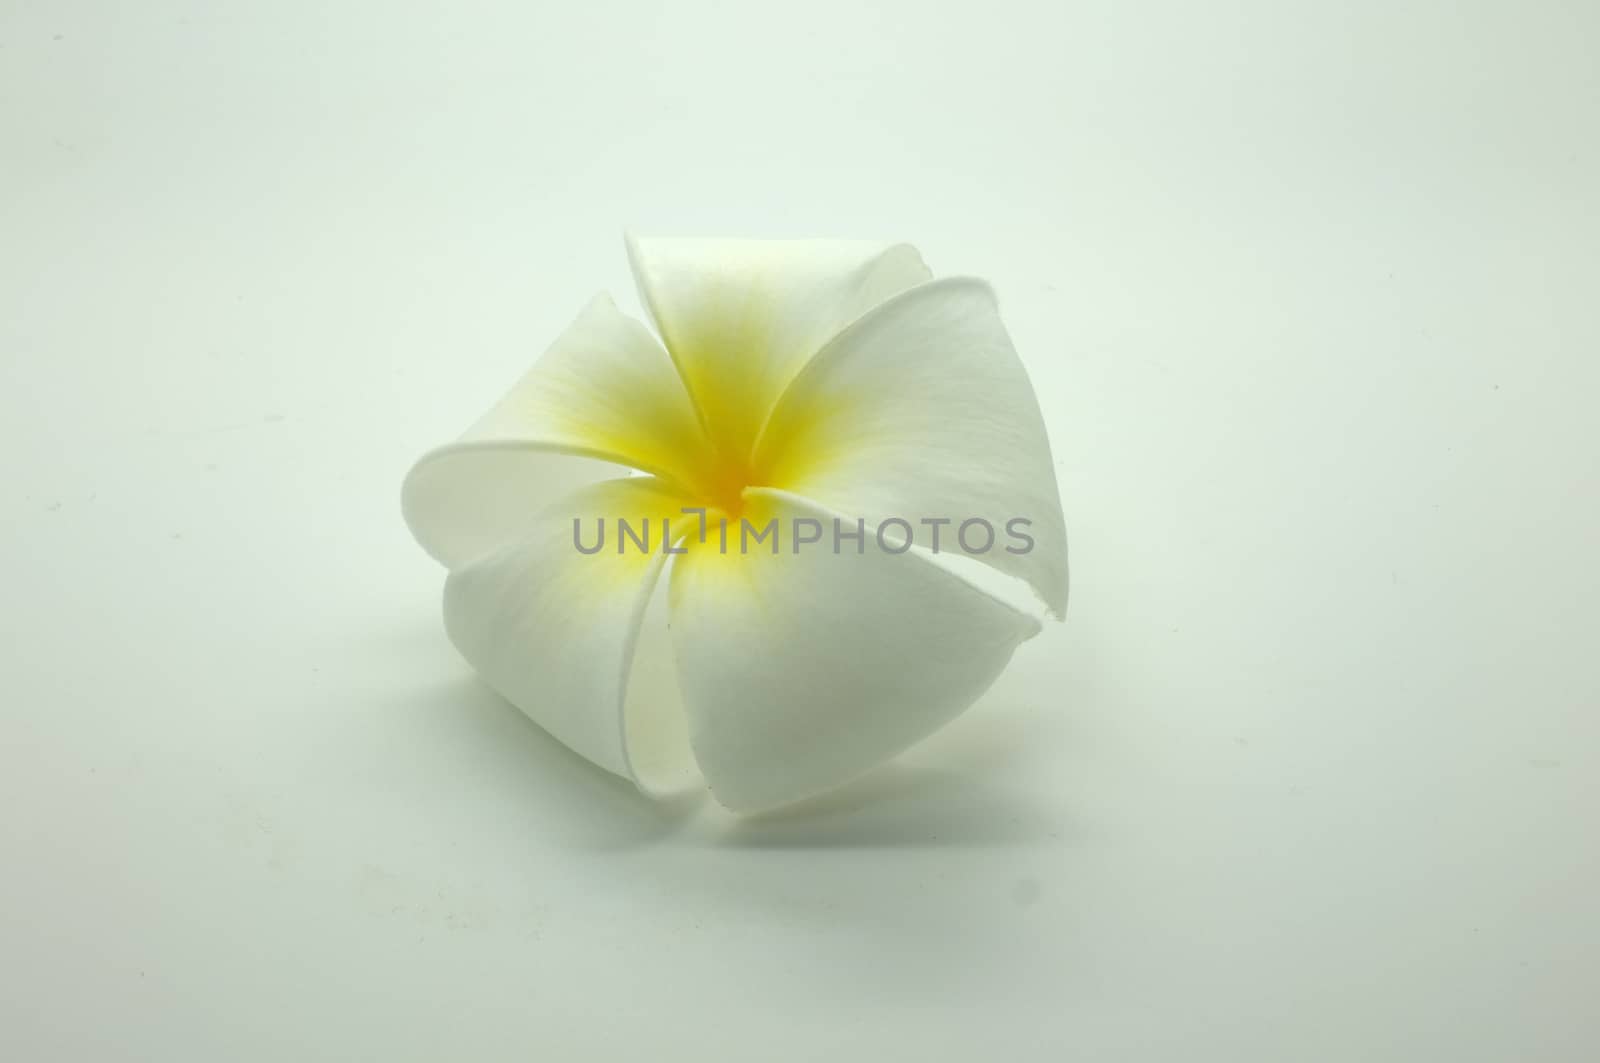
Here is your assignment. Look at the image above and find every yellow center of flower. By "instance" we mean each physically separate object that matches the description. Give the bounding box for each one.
[695,451,754,521]
[662,361,817,529]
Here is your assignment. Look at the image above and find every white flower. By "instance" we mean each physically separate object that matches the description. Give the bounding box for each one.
[403,236,1068,812]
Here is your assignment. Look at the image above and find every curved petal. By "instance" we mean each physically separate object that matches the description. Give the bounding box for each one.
[754,277,1069,617]
[441,476,696,794]
[405,445,631,571]
[403,293,715,567]
[625,235,931,462]
[666,490,1041,812]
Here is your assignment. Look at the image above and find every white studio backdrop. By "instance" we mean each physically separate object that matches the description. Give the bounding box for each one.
[2,2,1595,1060]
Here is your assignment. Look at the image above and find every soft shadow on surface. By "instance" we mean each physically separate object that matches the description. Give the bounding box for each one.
[712,765,1066,849]
[397,674,703,849]
[652,706,1084,1003]
[706,704,1074,849]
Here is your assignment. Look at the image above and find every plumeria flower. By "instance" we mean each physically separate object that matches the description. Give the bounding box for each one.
[403,237,1068,812]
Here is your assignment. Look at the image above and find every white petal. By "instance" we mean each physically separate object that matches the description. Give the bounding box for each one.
[666,489,1042,812]
[404,293,714,568]
[441,477,695,794]
[625,235,931,459]
[754,278,1069,616]
[405,445,630,571]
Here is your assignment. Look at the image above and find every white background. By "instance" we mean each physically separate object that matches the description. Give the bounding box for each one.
[3,2,1595,1059]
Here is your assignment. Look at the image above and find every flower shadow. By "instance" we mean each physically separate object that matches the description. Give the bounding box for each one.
[706,705,1071,850]
[400,673,702,850]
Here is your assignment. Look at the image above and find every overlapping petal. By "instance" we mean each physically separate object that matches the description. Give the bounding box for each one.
[754,278,1069,616]
[440,476,694,792]
[666,490,1042,812]
[626,236,931,462]
[403,293,715,567]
